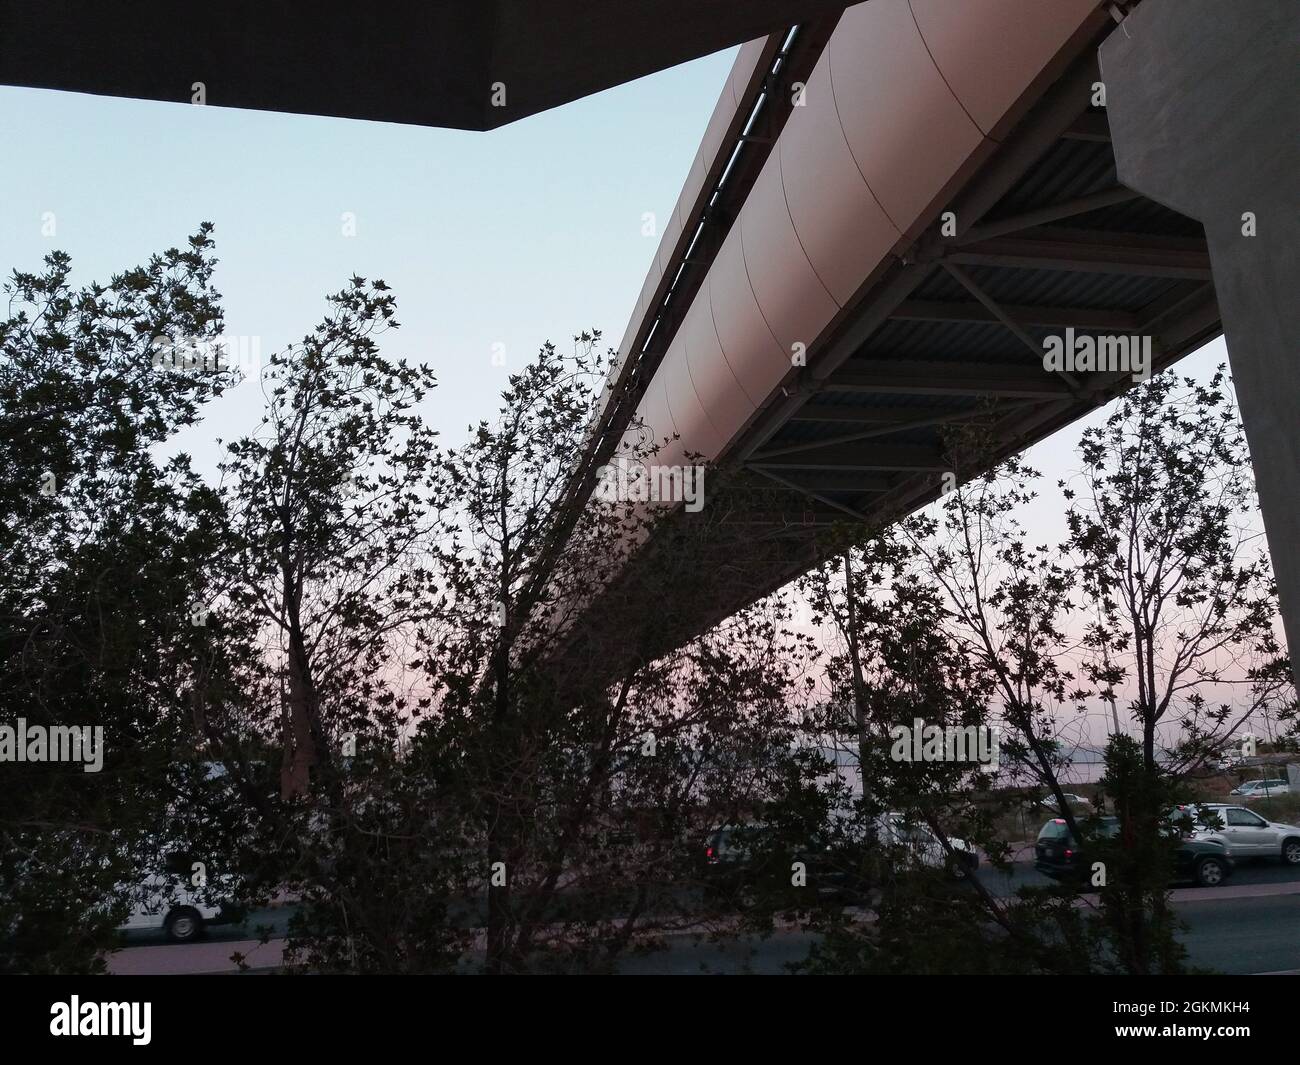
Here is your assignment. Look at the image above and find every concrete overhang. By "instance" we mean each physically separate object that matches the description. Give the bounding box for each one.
[0,0,850,130]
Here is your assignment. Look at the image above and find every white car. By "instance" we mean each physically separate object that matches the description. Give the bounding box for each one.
[1229,778,1290,799]
[1173,804,1300,865]
[1038,792,1093,812]
[118,874,228,942]
[874,813,979,878]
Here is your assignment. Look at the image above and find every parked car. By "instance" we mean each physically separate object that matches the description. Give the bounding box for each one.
[1229,778,1290,799]
[116,850,239,942]
[1034,817,1233,887]
[872,812,979,878]
[1170,803,1300,865]
[1036,792,1094,813]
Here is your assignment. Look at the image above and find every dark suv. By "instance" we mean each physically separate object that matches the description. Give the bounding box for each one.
[1034,817,1233,887]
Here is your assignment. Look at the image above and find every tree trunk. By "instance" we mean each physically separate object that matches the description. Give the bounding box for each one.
[280,572,319,800]
[485,636,514,974]
[841,552,874,800]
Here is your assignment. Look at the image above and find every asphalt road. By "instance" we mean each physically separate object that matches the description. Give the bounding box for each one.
[108,857,1300,975]
[613,893,1300,974]
[1179,894,1300,974]
[975,849,1300,897]
[616,858,1300,974]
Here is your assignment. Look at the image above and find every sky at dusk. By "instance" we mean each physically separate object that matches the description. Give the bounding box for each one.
[0,43,1262,752]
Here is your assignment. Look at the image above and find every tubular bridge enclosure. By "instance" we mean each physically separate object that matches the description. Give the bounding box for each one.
[562,0,1221,665]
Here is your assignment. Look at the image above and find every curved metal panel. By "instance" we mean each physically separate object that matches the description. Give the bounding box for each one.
[682,277,758,445]
[909,0,1104,139]
[633,31,772,361]
[740,149,840,353]
[706,227,787,410]
[593,33,776,448]
[636,373,678,458]
[779,53,902,306]
[613,0,1104,514]
[659,336,726,460]
[829,0,985,233]
[681,292,744,457]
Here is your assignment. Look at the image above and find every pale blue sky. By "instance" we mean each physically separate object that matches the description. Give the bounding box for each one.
[0,47,1231,549]
[0,50,1259,747]
[0,46,740,466]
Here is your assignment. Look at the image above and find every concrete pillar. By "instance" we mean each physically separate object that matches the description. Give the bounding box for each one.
[1100,0,1300,686]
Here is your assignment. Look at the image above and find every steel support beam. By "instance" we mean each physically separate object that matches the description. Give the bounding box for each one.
[1060,112,1111,142]
[752,443,949,473]
[825,361,1071,400]
[751,403,1020,461]
[893,300,1139,331]
[743,465,872,522]
[957,186,1141,244]
[788,403,956,424]
[750,470,895,494]
[939,261,1083,395]
[950,235,1214,279]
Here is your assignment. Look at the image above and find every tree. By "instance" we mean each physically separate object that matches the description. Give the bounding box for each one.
[794,528,1085,974]
[1067,367,1293,776]
[866,370,1295,974]
[192,304,821,973]
[1063,367,1293,973]
[211,275,443,800]
[0,227,235,971]
[901,446,1090,837]
[781,366,1296,974]
[188,276,472,971]
[417,335,827,972]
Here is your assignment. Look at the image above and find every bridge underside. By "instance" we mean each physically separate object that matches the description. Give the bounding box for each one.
[555,29,1227,683]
